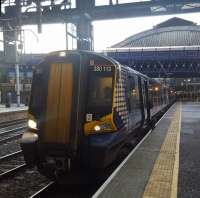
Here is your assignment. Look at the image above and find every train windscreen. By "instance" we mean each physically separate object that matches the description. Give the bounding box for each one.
[86,65,114,119]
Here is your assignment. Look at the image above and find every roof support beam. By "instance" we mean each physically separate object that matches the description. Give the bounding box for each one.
[1,0,200,25]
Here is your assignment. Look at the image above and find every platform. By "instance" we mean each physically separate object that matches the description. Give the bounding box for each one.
[93,102,200,198]
[0,104,27,113]
[0,104,27,123]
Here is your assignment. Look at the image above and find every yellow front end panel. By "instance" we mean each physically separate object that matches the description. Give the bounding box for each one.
[84,114,117,135]
[44,63,72,144]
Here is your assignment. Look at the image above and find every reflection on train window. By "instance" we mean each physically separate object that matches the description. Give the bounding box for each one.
[127,76,140,112]
[87,74,113,118]
[148,81,163,113]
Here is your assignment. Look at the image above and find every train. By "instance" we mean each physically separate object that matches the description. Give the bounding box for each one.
[20,50,175,180]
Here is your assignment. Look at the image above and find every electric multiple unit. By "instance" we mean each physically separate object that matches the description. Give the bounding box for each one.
[20,51,175,179]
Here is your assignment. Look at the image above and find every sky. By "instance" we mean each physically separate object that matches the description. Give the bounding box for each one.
[21,12,200,54]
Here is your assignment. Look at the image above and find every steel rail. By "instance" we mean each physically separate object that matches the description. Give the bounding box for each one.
[0,125,27,136]
[0,150,23,161]
[30,181,56,198]
[0,164,27,180]
[0,124,27,144]
[0,118,27,128]
[0,133,23,144]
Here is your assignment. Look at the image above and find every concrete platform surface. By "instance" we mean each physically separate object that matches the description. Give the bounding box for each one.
[0,104,28,113]
[178,102,200,198]
[93,102,200,198]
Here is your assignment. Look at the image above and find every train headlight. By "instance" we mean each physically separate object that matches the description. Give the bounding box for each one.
[28,119,37,130]
[94,122,113,132]
[94,125,101,131]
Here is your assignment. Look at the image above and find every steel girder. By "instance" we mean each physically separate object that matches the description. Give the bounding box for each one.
[107,49,200,78]
[1,0,200,25]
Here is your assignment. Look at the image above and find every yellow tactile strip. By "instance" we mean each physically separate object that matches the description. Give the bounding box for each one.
[143,103,181,198]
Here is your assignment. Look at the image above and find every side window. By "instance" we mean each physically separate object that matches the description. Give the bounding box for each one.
[148,81,161,107]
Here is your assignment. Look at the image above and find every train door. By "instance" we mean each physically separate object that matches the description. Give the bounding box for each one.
[126,74,143,130]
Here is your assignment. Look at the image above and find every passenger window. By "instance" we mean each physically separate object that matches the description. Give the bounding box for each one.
[148,82,161,107]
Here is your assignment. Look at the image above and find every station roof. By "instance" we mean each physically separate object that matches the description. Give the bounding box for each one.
[112,17,200,48]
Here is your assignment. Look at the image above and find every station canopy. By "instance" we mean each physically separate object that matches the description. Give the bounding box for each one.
[107,17,200,78]
[112,17,200,48]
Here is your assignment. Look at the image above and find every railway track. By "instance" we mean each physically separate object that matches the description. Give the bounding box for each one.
[0,164,50,198]
[0,120,28,180]
[0,150,27,180]
[30,181,56,198]
[30,181,97,198]
[0,119,27,163]
[0,118,27,129]
[0,130,25,144]
[0,150,22,160]
[0,119,51,198]
[0,118,49,198]
[0,121,27,144]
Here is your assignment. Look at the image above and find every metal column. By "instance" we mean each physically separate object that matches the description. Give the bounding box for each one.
[76,15,93,51]
[15,62,20,106]
[3,24,22,106]
[76,0,94,51]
